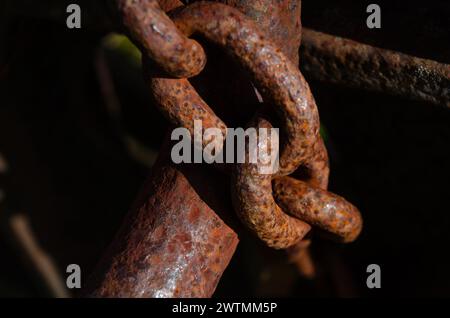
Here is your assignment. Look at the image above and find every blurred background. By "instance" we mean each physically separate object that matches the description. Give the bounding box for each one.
[0,0,449,297]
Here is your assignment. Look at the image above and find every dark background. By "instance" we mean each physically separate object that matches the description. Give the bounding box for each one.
[0,0,449,297]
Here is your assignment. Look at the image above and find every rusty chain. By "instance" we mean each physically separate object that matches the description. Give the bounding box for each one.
[141,1,362,246]
[106,0,363,294]
[117,0,206,77]
[3,0,447,298]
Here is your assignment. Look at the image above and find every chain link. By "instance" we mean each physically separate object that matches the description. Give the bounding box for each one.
[123,0,362,262]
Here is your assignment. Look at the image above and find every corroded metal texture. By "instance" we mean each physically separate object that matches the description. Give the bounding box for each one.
[84,159,238,298]
[301,28,450,107]
[231,117,312,248]
[117,0,206,77]
[147,71,228,150]
[152,2,328,180]
[146,2,341,250]
[87,0,364,297]
[230,117,361,248]
[147,1,361,255]
[216,0,319,271]
[273,176,362,243]
[208,0,302,64]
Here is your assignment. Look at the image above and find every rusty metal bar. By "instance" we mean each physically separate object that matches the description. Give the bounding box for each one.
[300,28,450,107]
[83,151,238,297]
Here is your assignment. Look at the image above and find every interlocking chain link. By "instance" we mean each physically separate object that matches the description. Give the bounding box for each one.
[117,0,206,77]
[121,0,362,254]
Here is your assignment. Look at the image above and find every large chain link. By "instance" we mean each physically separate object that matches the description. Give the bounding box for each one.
[119,0,362,261]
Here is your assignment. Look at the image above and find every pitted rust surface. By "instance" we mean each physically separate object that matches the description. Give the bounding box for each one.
[117,0,206,78]
[301,28,450,107]
[230,116,361,248]
[231,117,311,248]
[149,1,358,251]
[273,176,362,243]
[89,0,365,297]
[85,163,238,298]
[303,136,329,189]
[196,0,302,64]
[220,0,322,271]
[152,2,328,180]
[148,73,228,149]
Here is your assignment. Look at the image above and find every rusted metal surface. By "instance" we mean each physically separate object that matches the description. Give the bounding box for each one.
[84,0,239,299]
[209,0,302,64]
[147,1,361,278]
[6,0,449,298]
[231,117,312,248]
[84,157,238,298]
[117,0,206,78]
[152,2,328,180]
[86,0,364,297]
[301,28,450,107]
[148,73,228,149]
[273,176,362,243]
[81,0,239,298]
[231,117,361,248]
[215,0,319,273]
[147,2,338,249]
